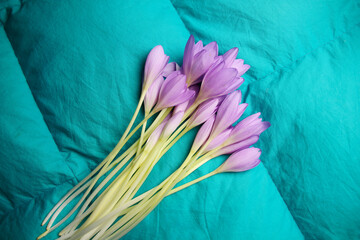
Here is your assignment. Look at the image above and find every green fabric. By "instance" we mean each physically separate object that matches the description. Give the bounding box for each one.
[0,0,359,239]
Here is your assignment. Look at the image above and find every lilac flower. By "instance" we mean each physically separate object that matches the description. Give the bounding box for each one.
[196,61,242,103]
[228,113,271,144]
[191,115,216,152]
[144,76,163,114]
[204,127,232,152]
[162,62,180,77]
[213,135,259,157]
[217,148,261,172]
[182,35,218,86]
[210,91,247,138]
[153,71,196,112]
[222,47,250,77]
[173,85,200,114]
[143,45,169,91]
[187,97,221,129]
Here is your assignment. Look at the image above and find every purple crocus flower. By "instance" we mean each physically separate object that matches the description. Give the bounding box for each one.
[196,60,242,103]
[191,115,216,152]
[144,76,164,114]
[204,127,232,152]
[187,97,221,129]
[222,47,250,77]
[153,71,196,112]
[210,91,247,138]
[228,113,271,144]
[162,62,180,77]
[173,85,200,114]
[213,135,259,157]
[143,45,169,91]
[217,148,261,172]
[182,35,218,86]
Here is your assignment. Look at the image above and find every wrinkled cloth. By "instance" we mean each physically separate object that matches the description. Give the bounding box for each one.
[0,0,359,239]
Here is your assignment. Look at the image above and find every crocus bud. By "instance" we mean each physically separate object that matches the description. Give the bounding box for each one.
[229,113,271,144]
[162,62,180,77]
[210,91,247,138]
[153,72,196,112]
[196,64,240,102]
[204,127,232,152]
[191,115,215,152]
[143,45,169,91]
[182,35,218,86]
[213,135,259,157]
[187,97,220,129]
[144,76,163,114]
[217,148,261,172]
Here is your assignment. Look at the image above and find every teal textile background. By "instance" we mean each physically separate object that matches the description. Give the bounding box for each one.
[0,0,359,239]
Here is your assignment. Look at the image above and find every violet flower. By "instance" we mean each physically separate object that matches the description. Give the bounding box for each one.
[143,45,169,92]
[182,35,218,86]
[191,115,216,152]
[162,62,180,77]
[153,71,196,112]
[217,148,261,172]
[144,76,163,114]
[228,113,271,144]
[204,127,232,152]
[196,60,242,103]
[210,91,247,138]
[187,97,221,129]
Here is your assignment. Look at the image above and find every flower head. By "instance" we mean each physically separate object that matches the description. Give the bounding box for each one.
[144,76,163,114]
[153,71,196,112]
[191,115,216,152]
[187,97,221,129]
[196,61,242,103]
[217,148,261,172]
[143,45,169,91]
[182,35,218,86]
[210,91,247,138]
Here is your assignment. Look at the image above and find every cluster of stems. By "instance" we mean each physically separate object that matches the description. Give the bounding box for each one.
[39,93,223,240]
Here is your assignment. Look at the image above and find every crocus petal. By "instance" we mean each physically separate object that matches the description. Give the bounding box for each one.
[203,41,218,56]
[197,67,238,102]
[192,115,215,151]
[193,40,203,54]
[213,135,259,157]
[231,121,270,143]
[182,35,195,76]
[204,128,232,152]
[218,148,261,172]
[223,77,245,94]
[162,111,184,139]
[223,47,238,67]
[231,59,250,77]
[210,91,245,138]
[187,98,220,128]
[154,72,195,111]
[144,76,163,114]
[143,45,169,91]
[162,62,180,77]
[188,49,217,85]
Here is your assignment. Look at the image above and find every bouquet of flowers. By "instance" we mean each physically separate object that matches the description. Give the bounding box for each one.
[38,35,270,240]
